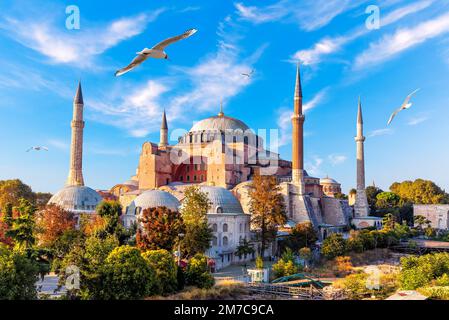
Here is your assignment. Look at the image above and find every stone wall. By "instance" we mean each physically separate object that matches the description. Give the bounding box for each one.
[413,204,449,230]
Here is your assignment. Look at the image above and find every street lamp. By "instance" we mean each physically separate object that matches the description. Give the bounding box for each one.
[177,233,185,266]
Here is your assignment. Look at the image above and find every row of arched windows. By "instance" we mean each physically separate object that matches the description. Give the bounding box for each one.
[211,222,249,233]
[212,236,228,247]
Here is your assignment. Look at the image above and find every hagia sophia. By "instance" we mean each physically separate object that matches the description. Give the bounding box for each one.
[48,65,381,270]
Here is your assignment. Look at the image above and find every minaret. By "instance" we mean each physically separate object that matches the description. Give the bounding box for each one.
[159,109,168,148]
[218,99,224,117]
[291,63,305,194]
[354,97,369,216]
[66,82,85,186]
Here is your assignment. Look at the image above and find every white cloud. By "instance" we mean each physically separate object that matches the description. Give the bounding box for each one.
[305,156,323,176]
[47,139,69,151]
[368,128,393,137]
[355,10,449,69]
[328,154,348,166]
[408,116,429,126]
[0,10,164,68]
[292,0,434,65]
[235,0,366,31]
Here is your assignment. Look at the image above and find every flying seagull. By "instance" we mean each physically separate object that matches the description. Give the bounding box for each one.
[26,146,49,152]
[387,89,420,125]
[115,28,198,77]
[241,69,254,78]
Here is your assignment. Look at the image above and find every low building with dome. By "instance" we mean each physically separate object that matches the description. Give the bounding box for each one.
[48,82,102,221]
[320,176,342,197]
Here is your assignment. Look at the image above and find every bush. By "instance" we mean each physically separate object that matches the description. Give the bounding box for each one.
[321,233,348,259]
[272,259,299,278]
[0,245,39,299]
[103,246,156,299]
[418,286,449,300]
[435,274,449,286]
[255,255,264,269]
[142,249,178,295]
[400,253,449,290]
[334,256,353,277]
[185,254,214,289]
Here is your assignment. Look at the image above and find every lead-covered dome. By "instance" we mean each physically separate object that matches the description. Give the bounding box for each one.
[127,189,180,215]
[199,186,244,214]
[48,185,102,213]
[189,115,250,133]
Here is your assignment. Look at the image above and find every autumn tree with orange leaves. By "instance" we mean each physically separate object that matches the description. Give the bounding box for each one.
[36,204,76,247]
[136,206,184,251]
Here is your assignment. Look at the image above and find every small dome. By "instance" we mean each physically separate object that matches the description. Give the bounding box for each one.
[189,115,250,133]
[129,189,180,214]
[48,185,102,213]
[123,179,138,187]
[199,186,244,214]
[320,177,339,184]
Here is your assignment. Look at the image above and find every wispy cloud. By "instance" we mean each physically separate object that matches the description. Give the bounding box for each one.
[354,10,449,69]
[328,154,348,166]
[0,9,164,68]
[277,89,327,147]
[305,156,323,176]
[408,116,429,126]
[368,128,393,137]
[47,139,69,152]
[292,0,434,65]
[235,0,366,31]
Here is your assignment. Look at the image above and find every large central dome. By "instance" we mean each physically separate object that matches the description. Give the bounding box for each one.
[189,114,250,133]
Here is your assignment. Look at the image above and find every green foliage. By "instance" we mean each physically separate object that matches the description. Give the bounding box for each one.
[0,179,35,210]
[0,244,39,300]
[179,187,213,258]
[321,233,348,259]
[376,192,400,209]
[284,222,318,252]
[6,199,37,251]
[365,186,383,214]
[418,286,449,300]
[185,253,215,289]
[390,179,449,204]
[249,174,287,257]
[255,255,264,269]
[400,253,449,290]
[272,248,300,278]
[103,246,156,299]
[95,200,126,242]
[142,249,178,295]
[434,273,449,286]
[298,247,312,264]
[235,238,255,259]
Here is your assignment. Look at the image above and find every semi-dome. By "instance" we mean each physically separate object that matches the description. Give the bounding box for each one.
[189,114,250,133]
[320,177,340,184]
[199,186,244,214]
[128,189,180,215]
[48,185,102,213]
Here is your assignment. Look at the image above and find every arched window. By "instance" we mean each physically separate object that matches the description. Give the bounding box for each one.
[212,236,218,246]
[216,206,223,214]
[223,223,228,232]
[212,223,218,232]
[223,236,228,246]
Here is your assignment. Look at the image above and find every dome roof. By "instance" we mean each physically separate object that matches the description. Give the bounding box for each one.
[320,177,339,184]
[123,179,138,187]
[189,115,250,133]
[48,185,102,213]
[130,189,180,213]
[199,186,244,214]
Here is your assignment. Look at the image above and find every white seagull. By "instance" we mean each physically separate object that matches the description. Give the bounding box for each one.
[115,28,198,77]
[241,69,254,78]
[387,89,420,125]
[26,146,49,152]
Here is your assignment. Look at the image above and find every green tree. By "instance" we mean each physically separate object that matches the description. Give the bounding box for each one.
[103,246,156,299]
[95,200,126,241]
[298,247,312,267]
[285,222,318,251]
[142,249,178,295]
[390,179,449,204]
[249,174,287,257]
[185,253,214,289]
[365,186,383,214]
[334,192,348,200]
[321,233,348,259]
[136,206,184,251]
[235,238,255,259]
[414,215,431,232]
[179,186,213,258]
[7,199,37,252]
[0,244,39,300]
[0,179,35,210]
[376,192,400,210]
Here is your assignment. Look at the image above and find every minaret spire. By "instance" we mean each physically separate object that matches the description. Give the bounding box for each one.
[291,63,305,193]
[66,81,85,186]
[354,97,369,217]
[218,98,224,117]
[159,109,168,148]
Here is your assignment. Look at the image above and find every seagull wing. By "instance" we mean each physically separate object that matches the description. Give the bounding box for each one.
[26,147,32,152]
[115,54,148,77]
[402,88,420,106]
[42,147,49,151]
[387,108,401,125]
[152,28,197,51]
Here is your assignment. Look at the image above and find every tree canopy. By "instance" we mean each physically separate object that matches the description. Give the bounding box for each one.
[390,179,449,204]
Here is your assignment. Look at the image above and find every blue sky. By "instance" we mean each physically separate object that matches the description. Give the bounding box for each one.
[1,0,449,194]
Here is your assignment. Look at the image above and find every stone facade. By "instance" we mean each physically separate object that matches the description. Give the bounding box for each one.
[413,204,449,230]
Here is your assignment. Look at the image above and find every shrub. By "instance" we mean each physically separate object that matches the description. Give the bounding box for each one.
[435,274,449,286]
[334,256,353,276]
[255,255,264,269]
[103,246,156,299]
[0,245,39,299]
[321,233,348,259]
[185,254,214,289]
[418,286,449,300]
[400,253,449,290]
[142,249,178,295]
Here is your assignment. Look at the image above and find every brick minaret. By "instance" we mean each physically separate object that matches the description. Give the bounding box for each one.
[354,97,369,216]
[291,63,305,194]
[66,82,85,186]
[159,109,168,148]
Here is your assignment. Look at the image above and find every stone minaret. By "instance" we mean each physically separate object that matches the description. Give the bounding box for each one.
[354,97,369,216]
[66,82,85,186]
[291,63,305,194]
[159,109,168,148]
